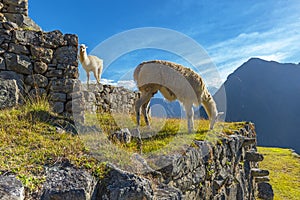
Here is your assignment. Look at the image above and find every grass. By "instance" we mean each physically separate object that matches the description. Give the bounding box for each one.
[0,96,107,193]
[79,112,247,173]
[258,147,300,200]
[1,96,299,199]
[83,112,246,159]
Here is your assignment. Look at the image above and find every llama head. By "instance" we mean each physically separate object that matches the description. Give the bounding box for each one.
[209,111,224,130]
[80,44,88,53]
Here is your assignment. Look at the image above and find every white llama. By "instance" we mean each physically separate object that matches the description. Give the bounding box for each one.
[79,44,103,86]
[134,60,223,133]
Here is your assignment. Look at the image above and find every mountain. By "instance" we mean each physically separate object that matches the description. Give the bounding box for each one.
[214,58,300,153]
[149,98,183,118]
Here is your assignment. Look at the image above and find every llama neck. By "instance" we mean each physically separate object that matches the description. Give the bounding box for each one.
[79,50,89,65]
[202,96,217,120]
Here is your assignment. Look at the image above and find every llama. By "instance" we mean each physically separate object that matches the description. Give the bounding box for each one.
[134,60,223,133]
[79,44,103,86]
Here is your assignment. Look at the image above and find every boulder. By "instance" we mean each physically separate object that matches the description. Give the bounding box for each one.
[109,128,132,144]
[41,165,97,200]
[0,174,25,200]
[96,164,154,200]
[0,78,19,109]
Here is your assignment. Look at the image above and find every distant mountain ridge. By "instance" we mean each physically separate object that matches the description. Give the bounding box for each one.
[214,58,300,153]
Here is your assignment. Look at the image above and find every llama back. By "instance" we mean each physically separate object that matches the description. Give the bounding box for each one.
[134,60,208,105]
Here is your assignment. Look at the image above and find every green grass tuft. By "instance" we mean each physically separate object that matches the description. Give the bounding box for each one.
[0,97,107,192]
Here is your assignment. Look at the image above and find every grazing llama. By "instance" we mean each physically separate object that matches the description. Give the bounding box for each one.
[79,44,103,86]
[134,60,223,133]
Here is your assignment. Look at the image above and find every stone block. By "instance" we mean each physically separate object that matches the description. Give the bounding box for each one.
[45,69,63,78]
[0,78,19,109]
[51,101,64,114]
[8,42,29,54]
[245,150,264,162]
[25,74,48,88]
[29,87,46,97]
[50,92,66,102]
[64,34,78,46]
[257,182,274,200]
[33,61,47,74]
[251,168,269,177]
[43,30,65,48]
[13,29,42,45]
[4,52,32,74]
[53,46,77,65]
[50,79,81,93]
[0,70,23,89]
[30,46,53,63]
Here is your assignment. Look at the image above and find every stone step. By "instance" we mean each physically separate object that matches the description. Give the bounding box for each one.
[255,176,270,183]
[245,150,264,162]
[251,168,269,177]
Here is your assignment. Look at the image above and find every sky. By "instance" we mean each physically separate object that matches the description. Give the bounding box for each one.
[29,0,300,90]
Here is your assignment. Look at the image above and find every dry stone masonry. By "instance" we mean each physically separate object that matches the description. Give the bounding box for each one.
[0,0,82,116]
[0,0,274,199]
[85,84,139,114]
[0,0,140,118]
[0,123,274,199]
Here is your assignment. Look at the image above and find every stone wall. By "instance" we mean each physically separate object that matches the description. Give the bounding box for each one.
[84,84,139,115]
[0,0,81,115]
[0,123,274,199]
[0,0,41,30]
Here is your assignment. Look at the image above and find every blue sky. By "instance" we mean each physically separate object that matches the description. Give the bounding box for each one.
[29,0,300,89]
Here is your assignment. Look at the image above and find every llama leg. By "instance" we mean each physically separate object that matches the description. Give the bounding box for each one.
[142,99,151,127]
[135,92,153,127]
[93,70,100,84]
[185,105,194,133]
[87,72,90,88]
[98,67,102,83]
